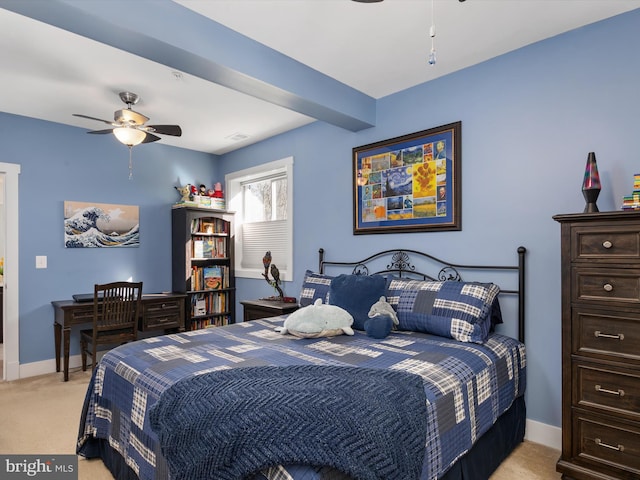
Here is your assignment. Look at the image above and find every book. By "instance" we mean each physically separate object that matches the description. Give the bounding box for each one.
[202,238,215,258]
[193,240,204,258]
[203,266,223,290]
[194,297,207,316]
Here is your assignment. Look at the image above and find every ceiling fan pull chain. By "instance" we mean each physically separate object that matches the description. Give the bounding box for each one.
[128,146,134,180]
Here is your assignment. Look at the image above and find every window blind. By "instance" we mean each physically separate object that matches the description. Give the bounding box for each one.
[241,220,289,271]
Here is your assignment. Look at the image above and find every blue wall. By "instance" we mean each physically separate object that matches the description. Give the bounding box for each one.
[218,9,640,430]
[2,9,639,431]
[0,112,219,362]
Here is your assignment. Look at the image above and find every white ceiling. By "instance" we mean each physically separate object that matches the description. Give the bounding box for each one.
[1,0,639,155]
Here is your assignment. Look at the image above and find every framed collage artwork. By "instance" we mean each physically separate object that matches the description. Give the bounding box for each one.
[353,121,461,235]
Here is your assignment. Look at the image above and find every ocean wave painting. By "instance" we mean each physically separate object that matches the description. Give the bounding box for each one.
[64,201,140,248]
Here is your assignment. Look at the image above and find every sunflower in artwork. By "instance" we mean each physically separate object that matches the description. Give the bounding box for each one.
[412,161,436,198]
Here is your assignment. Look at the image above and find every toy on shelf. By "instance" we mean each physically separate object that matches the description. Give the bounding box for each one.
[622,173,640,210]
[175,184,192,203]
[173,182,225,209]
[212,182,224,198]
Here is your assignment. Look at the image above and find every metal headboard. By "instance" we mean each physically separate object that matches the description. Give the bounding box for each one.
[318,246,527,343]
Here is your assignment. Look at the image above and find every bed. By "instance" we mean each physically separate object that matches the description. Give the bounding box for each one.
[77,246,527,480]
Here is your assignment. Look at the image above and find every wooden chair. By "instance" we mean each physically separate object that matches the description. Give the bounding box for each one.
[80,281,143,372]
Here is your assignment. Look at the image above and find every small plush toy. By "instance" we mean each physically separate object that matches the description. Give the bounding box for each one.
[175,184,192,203]
[364,296,399,339]
[275,298,354,338]
[212,182,224,198]
[368,296,399,327]
[190,185,198,199]
[199,184,207,196]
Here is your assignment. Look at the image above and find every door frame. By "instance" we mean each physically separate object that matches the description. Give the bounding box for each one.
[1,162,20,381]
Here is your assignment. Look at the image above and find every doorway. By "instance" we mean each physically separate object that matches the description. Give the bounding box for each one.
[1,162,20,381]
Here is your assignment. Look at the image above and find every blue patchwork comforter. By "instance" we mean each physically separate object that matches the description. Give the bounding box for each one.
[77,316,526,480]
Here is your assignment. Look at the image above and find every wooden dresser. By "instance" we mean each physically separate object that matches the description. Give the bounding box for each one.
[554,211,640,480]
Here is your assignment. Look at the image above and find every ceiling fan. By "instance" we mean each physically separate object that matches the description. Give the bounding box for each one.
[73,91,182,147]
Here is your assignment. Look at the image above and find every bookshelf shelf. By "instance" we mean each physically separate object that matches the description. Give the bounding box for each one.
[171,206,235,330]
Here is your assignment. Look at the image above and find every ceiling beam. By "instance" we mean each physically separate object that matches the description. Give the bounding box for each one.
[0,0,376,131]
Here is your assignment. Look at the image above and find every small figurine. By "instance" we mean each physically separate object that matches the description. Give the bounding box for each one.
[262,250,284,300]
[199,184,207,196]
[212,182,224,198]
[175,184,192,203]
[190,185,198,200]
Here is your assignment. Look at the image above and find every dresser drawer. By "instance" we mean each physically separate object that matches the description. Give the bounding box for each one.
[573,267,640,305]
[141,299,184,330]
[574,412,640,476]
[573,225,640,262]
[575,364,640,419]
[574,309,640,362]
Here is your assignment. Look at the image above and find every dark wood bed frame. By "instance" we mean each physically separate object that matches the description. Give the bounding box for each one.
[319,246,527,342]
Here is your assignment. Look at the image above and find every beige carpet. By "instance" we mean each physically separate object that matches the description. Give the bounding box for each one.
[0,368,561,479]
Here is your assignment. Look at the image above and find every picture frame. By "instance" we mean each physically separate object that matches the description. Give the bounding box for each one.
[64,200,140,248]
[353,121,461,235]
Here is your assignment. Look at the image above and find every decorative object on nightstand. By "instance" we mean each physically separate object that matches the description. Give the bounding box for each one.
[261,250,286,301]
[582,151,601,213]
[554,211,640,480]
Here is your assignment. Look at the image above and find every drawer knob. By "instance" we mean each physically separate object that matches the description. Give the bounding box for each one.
[603,283,613,292]
[595,384,625,397]
[602,240,613,249]
[595,438,624,452]
[594,330,625,340]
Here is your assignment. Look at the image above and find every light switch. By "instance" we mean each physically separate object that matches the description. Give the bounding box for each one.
[36,255,47,269]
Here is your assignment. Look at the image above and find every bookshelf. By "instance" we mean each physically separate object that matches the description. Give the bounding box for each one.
[171,205,235,330]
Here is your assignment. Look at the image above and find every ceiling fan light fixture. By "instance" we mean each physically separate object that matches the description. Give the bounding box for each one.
[113,127,146,146]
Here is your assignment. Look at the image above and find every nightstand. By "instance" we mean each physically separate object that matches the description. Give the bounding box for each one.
[241,299,299,321]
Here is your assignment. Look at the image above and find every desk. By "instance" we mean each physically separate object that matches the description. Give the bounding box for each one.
[52,293,186,381]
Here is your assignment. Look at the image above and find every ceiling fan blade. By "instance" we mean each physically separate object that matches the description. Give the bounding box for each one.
[72,113,115,125]
[147,125,182,136]
[87,129,115,135]
[142,132,162,144]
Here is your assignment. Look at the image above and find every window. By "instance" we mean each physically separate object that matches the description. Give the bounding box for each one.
[226,157,293,280]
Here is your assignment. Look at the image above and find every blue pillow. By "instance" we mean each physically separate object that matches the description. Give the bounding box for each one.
[489,297,503,332]
[329,274,387,330]
[394,280,500,343]
[299,270,333,307]
[364,314,394,339]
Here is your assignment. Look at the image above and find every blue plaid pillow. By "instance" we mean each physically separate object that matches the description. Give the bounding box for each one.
[299,270,333,307]
[392,280,500,343]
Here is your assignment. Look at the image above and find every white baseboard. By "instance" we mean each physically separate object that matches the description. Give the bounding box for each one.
[525,418,562,451]
[18,354,84,379]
